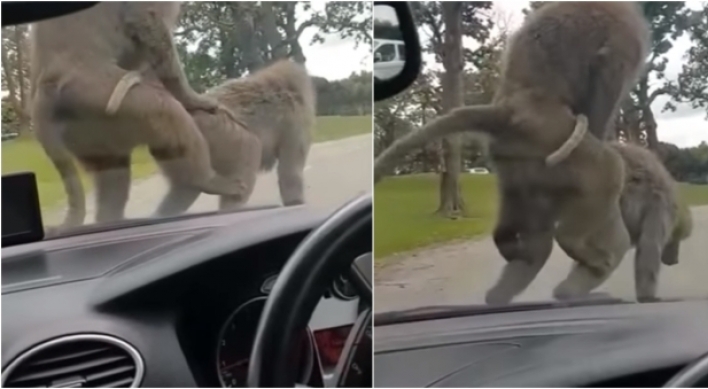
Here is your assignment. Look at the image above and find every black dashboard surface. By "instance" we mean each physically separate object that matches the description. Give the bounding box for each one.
[374,299,708,387]
[2,205,363,387]
[2,205,326,295]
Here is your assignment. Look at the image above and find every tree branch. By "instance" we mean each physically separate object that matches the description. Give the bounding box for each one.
[421,5,444,49]
[648,85,670,105]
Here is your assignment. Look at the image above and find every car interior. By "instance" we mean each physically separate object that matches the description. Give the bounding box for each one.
[2,198,372,388]
[371,2,708,388]
[5,1,708,389]
[1,3,373,388]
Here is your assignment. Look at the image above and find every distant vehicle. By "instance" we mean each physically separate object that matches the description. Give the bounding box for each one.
[2,132,19,142]
[468,167,489,174]
[374,38,406,81]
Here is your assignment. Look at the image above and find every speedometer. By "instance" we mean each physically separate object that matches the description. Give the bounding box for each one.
[215,297,315,387]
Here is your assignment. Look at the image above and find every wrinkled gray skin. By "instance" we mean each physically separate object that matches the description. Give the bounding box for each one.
[487,142,693,304]
[154,60,317,216]
[31,2,243,233]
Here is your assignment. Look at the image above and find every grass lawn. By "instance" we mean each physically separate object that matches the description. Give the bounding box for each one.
[678,183,708,207]
[374,174,499,259]
[374,173,708,260]
[1,115,371,215]
[1,141,157,214]
[313,115,372,143]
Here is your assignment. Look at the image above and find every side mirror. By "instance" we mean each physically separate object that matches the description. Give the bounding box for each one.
[373,2,422,101]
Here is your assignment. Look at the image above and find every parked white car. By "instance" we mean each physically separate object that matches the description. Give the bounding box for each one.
[468,167,490,174]
[2,132,19,142]
[374,38,406,80]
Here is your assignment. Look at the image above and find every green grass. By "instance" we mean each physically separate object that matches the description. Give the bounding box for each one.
[1,139,157,214]
[375,173,708,260]
[678,183,708,206]
[374,174,499,259]
[1,115,371,216]
[313,115,372,142]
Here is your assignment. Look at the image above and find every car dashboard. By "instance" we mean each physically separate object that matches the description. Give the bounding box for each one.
[374,299,708,387]
[2,205,367,387]
[177,269,362,388]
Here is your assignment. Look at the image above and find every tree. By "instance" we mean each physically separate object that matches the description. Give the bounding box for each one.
[314,71,373,116]
[174,1,372,92]
[1,24,31,136]
[659,141,708,183]
[412,2,494,67]
[374,2,503,179]
[670,4,708,118]
[632,2,693,150]
[437,2,466,218]
[460,20,507,171]
[311,2,372,48]
[175,2,313,88]
[409,1,494,217]
[374,71,443,173]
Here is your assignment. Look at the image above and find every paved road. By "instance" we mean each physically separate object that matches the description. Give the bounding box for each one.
[375,205,708,313]
[49,134,372,225]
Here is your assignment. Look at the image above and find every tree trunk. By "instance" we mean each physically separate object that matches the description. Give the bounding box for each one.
[219,30,241,77]
[260,2,288,61]
[284,3,308,64]
[634,76,661,150]
[15,27,26,111]
[643,107,659,151]
[436,2,466,218]
[621,98,643,145]
[1,28,31,137]
[224,4,262,75]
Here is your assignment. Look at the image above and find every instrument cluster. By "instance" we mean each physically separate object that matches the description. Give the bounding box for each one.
[213,272,359,387]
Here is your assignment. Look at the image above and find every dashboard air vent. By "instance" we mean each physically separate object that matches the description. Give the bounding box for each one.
[2,334,144,388]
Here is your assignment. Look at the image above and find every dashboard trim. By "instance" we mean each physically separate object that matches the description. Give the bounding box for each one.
[374,300,708,387]
[1,333,145,388]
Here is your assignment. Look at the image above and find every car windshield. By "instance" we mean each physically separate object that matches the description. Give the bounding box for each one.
[2,2,372,238]
[373,1,708,316]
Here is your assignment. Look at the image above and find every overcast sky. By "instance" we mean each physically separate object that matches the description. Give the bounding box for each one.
[375,1,707,148]
[298,2,372,81]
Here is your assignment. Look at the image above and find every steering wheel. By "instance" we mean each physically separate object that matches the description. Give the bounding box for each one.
[664,351,708,387]
[247,194,372,387]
